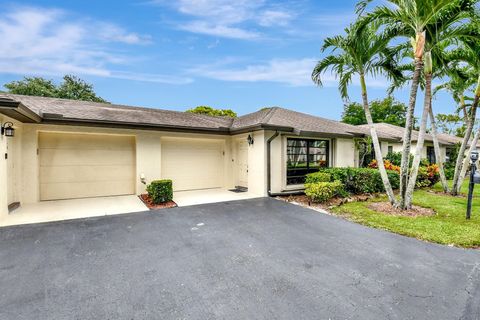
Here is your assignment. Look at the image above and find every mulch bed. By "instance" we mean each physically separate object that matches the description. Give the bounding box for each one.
[368,202,435,217]
[139,194,177,210]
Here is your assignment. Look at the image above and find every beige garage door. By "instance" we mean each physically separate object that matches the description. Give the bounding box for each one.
[39,132,136,200]
[161,138,224,191]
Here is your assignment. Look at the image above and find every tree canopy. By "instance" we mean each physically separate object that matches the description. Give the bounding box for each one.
[186,106,237,118]
[341,97,407,127]
[4,75,108,103]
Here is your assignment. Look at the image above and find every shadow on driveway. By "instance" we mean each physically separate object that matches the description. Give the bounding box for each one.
[1,198,479,319]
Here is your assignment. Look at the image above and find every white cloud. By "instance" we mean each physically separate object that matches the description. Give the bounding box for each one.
[257,10,294,27]
[151,0,294,39]
[189,58,322,86]
[97,24,152,44]
[0,6,188,85]
[188,57,390,89]
[179,21,260,40]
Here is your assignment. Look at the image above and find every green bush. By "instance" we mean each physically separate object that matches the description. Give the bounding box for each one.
[305,181,344,203]
[146,180,173,204]
[385,151,416,167]
[305,172,331,183]
[445,167,455,180]
[316,167,400,194]
[415,164,440,188]
[385,151,402,166]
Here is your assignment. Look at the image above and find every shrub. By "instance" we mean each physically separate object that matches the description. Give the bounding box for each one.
[305,172,331,184]
[305,181,344,203]
[314,167,350,183]
[445,167,455,180]
[368,159,400,172]
[316,167,400,194]
[146,179,173,204]
[385,151,402,166]
[415,164,440,188]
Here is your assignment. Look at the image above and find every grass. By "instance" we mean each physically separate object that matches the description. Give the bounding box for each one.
[331,180,480,248]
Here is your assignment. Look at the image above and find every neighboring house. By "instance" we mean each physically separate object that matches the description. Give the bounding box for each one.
[356,123,463,166]
[0,94,464,218]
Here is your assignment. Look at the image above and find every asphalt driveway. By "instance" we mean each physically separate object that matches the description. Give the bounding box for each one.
[1,198,479,320]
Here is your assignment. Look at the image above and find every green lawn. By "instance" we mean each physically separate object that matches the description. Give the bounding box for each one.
[332,180,480,248]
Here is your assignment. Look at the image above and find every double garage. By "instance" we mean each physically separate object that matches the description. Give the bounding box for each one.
[37,132,226,201]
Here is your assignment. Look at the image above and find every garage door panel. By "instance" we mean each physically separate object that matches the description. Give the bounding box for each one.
[39,132,136,200]
[40,165,135,184]
[40,181,134,201]
[161,139,224,191]
[39,132,134,150]
[39,149,135,166]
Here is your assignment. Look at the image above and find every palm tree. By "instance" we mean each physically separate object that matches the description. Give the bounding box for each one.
[449,39,480,195]
[312,21,403,205]
[358,0,477,208]
[435,64,478,194]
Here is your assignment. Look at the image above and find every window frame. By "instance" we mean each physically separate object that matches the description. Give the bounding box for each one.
[285,138,330,186]
[426,146,436,164]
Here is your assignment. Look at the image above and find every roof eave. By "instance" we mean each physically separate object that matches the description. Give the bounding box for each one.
[40,116,232,135]
[0,99,42,123]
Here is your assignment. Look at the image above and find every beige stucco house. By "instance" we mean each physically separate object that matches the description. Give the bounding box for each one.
[0,94,463,220]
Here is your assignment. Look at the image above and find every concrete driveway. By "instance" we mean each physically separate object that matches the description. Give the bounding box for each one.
[1,198,479,319]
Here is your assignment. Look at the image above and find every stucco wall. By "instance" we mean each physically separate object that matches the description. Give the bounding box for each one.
[384,141,447,162]
[334,138,356,167]
[16,123,235,205]
[268,134,350,194]
[0,115,23,217]
[0,115,8,217]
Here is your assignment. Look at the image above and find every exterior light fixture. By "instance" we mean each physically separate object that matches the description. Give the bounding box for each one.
[1,122,14,137]
[467,149,479,219]
[247,134,254,146]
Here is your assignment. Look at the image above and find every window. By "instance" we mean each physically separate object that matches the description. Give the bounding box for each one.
[427,146,436,164]
[358,142,374,168]
[446,147,456,163]
[388,145,393,154]
[286,138,329,185]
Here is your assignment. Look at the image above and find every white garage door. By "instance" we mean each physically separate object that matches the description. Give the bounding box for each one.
[39,132,136,200]
[161,138,224,191]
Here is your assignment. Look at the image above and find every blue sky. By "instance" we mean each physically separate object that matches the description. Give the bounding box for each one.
[0,0,456,119]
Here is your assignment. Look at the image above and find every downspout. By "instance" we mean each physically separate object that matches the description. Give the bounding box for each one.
[267,131,305,197]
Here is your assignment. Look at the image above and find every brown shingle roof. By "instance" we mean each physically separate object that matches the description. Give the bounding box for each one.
[0,94,368,137]
[356,123,464,146]
[232,107,364,137]
[0,93,233,131]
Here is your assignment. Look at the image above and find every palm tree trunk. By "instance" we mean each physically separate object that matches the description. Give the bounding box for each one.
[429,103,449,193]
[458,127,480,192]
[360,75,397,205]
[399,58,423,208]
[405,73,433,208]
[452,82,480,195]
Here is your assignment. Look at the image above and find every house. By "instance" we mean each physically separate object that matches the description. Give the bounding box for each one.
[0,94,463,219]
[356,123,463,165]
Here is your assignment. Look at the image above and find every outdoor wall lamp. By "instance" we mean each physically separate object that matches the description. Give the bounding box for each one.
[247,134,254,146]
[1,122,15,137]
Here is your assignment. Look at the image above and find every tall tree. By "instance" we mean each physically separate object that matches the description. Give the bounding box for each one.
[312,21,403,205]
[342,97,407,126]
[448,40,480,195]
[359,0,477,208]
[4,75,108,103]
[186,106,237,118]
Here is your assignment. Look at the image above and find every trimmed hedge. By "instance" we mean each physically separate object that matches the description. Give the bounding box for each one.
[305,172,331,183]
[305,181,345,203]
[146,179,173,204]
[308,168,400,194]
